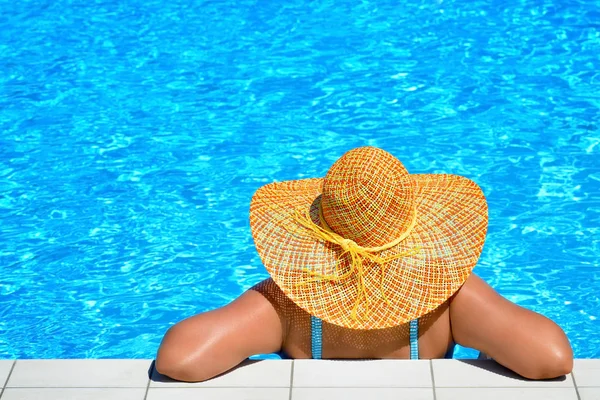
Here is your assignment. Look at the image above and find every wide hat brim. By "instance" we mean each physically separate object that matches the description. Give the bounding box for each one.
[249,173,488,330]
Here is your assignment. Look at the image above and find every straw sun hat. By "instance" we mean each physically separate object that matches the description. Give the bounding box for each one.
[249,146,488,330]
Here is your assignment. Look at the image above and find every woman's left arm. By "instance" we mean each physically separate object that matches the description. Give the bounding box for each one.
[449,274,573,380]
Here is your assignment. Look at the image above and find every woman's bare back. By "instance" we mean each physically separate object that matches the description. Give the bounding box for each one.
[254,278,454,360]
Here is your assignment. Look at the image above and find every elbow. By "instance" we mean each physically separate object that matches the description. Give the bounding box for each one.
[154,328,212,382]
[535,354,573,380]
[155,363,201,383]
[154,354,183,381]
[517,322,574,380]
[154,322,244,383]
[523,361,573,381]
[155,352,212,383]
[155,349,188,381]
[155,328,182,380]
[522,345,574,380]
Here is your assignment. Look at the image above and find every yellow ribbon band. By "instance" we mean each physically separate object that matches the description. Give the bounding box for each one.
[291,205,421,322]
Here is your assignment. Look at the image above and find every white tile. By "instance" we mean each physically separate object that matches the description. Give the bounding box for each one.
[0,360,15,388]
[436,387,578,400]
[7,360,152,388]
[574,359,600,387]
[151,359,292,387]
[579,387,600,400]
[146,388,290,400]
[293,360,431,388]
[432,360,574,388]
[1,388,146,400]
[292,387,434,400]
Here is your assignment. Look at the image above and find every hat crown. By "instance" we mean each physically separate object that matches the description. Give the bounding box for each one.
[321,147,416,248]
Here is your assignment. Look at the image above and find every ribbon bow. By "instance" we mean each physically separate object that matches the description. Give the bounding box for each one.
[291,206,421,321]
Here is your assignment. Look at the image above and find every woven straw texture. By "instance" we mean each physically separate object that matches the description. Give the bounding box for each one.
[250,147,488,330]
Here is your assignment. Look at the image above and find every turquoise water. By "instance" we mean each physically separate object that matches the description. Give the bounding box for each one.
[0,0,599,359]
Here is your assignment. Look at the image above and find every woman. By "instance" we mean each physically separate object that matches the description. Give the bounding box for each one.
[155,146,573,382]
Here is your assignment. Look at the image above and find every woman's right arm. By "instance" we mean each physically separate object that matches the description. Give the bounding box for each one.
[155,288,284,382]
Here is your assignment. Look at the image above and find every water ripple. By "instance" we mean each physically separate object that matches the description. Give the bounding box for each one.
[0,0,599,359]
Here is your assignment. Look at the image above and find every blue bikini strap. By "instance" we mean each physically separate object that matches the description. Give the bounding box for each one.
[410,318,419,360]
[311,316,419,360]
[311,315,322,359]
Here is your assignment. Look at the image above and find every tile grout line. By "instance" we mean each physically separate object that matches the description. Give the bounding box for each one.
[0,360,16,399]
[288,360,295,400]
[571,372,582,400]
[429,360,437,400]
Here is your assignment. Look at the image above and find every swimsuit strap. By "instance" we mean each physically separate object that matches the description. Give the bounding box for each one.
[310,315,322,359]
[310,316,420,360]
[410,318,419,360]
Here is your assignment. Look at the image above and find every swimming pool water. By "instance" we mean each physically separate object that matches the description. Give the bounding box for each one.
[0,0,599,359]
